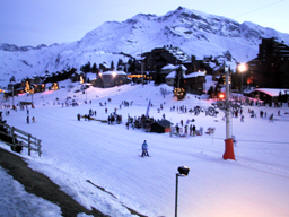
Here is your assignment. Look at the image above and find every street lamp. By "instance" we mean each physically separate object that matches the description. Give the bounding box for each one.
[175,166,190,217]
[223,66,235,160]
[237,62,247,93]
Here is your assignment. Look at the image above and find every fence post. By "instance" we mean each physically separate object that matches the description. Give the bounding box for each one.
[28,134,31,156]
[11,127,16,147]
[37,139,42,157]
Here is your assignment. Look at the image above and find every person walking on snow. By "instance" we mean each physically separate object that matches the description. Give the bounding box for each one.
[141,140,149,157]
[192,124,196,137]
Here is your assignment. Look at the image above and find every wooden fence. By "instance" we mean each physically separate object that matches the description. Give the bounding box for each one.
[0,121,42,157]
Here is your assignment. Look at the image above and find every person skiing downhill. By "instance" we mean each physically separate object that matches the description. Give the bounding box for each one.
[141,140,149,157]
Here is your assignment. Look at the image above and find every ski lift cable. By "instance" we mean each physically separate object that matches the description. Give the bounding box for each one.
[233,0,287,19]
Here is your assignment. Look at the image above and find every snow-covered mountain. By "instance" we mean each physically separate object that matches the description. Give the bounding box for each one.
[1,6,289,87]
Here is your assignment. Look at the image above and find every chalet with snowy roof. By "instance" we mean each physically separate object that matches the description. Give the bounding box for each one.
[183,71,205,95]
[32,83,45,93]
[164,65,187,86]
[165,65,205,94]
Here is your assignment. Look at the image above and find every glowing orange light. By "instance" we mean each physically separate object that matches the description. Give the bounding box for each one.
[218,93,225,99]
[237,63,247,72]
[247,77,253,85]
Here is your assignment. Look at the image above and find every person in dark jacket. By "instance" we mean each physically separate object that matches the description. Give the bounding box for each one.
[192,124,196,136]
[141,140,149,157]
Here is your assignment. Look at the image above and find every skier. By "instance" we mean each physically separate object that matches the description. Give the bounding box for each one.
[189,124,193,136]
[175,124,179,137]
[269,113,274,121]
[192,124,196,137]
[141,140,149,157]
[240,115,245,122]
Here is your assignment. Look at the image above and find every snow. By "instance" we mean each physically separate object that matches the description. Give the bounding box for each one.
[166,71,176,79]
[102,70,126,76]
[162,64,177,70]
[0,165,62,217]
[1,81,289,217]
[255,88,289,97]
[184,71,205,78]
[166,70,205,79]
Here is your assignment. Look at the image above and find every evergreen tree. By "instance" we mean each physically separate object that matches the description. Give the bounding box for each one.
[9,76,16,83]
[278,91,282,103]
[92,63,97,73]
[117,59,124,70]
[99,63,105,72]
[111,61,115,70]
[81,62,91,73]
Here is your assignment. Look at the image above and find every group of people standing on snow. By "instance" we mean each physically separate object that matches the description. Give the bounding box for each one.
[26,110,36,124]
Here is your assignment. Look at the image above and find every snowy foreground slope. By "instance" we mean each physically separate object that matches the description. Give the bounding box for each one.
[2,6,289,86]
[0,166,62,217]
[1,82,289,217]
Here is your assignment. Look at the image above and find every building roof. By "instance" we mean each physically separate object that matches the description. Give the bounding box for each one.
[102,70,126,76]
[162,64,177,70]
[184,71,205,78]
[166,71,176,79]
[166,70,205,79]
[255,88,289,97]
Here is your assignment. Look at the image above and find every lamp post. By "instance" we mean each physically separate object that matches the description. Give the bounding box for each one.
[12,83,15,108]
[141,59,144,85]
[223,66,235,160]
[112,71,117,87]
[175,166,190,217]
[9,77,16,108]
[237,63,247,93]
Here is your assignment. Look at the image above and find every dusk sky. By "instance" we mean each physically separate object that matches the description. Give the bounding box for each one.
[0,0,288,46]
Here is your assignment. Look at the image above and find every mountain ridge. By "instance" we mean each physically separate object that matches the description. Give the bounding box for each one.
[1,6,289,86]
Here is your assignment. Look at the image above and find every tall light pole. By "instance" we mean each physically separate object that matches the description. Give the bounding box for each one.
[223,66,235,160]
[12,84,15,108]
[175,166,190,217]
[237,63,247,93]
[140,49,144,85]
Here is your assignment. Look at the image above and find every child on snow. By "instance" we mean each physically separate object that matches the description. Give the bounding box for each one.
[141,140,149,157]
